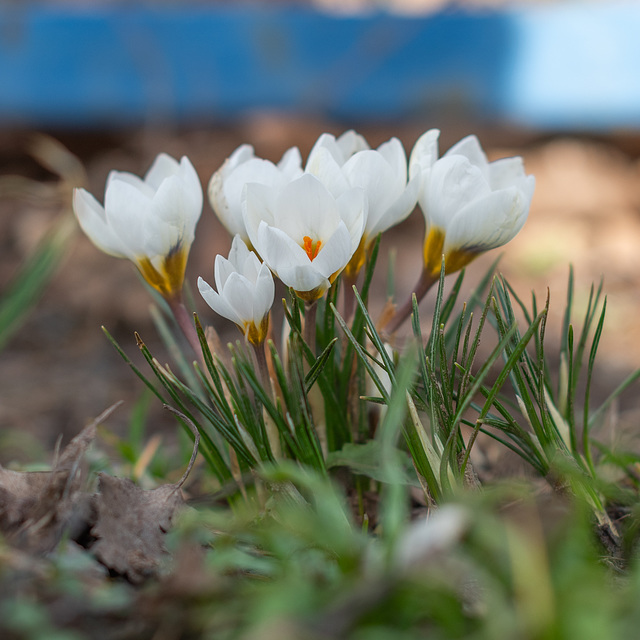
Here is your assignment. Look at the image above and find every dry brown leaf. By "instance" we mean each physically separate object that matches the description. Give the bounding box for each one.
[90,406,200,583]
[90,474,185,584]
[0,402,121,553]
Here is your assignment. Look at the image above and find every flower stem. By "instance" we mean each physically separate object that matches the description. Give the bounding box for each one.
[342,274,358,323]
[252,340,271,392]
[251,340,282,459]
[167,295,202,360]
[385,269,438,334]
[304,300,318,355]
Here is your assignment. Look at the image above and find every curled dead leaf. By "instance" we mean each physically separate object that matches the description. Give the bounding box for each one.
[90,406,200,583]
[0,402,121,553]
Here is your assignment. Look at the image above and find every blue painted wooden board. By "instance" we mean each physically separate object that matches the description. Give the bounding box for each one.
[0,3,638,129]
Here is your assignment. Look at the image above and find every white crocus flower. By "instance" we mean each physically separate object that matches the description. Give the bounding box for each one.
[243,173,367,301]
[307,132,419,277]
[198,236,274,345]
[208,144,303,243]
[307,129,370,167]
[410,129,535,277]
[73,153,203,300]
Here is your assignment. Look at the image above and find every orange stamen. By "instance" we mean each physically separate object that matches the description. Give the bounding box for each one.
[303,235,322,261]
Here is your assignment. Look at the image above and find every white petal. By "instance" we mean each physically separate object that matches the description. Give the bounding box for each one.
[233,158,291,191]
[335,130,370,159]
[258,224,326,292]
[305,146,350,197]
[144,153,180,190]
[335,187,367,252]
[258,223,309,270]
[220,159,285,238]
[72,188,129,258]
[227,144,256,171]
[214,254,235,292]
[309,222,353,278]
[274,174,340,243]
[154,172,202,229]
[342,150,400,230]
[227,235,262,283]
[208,164,245,238]
[178,156,204,216]
[104,178,156,256]
[242,182,277,251]
[253,263,275,322]
[376,137,407,183]
[274,262,328,293]
[425,155,491,230]
[221,272,256,325]
[198,276,243,326]
[367,173,420,237]
[445,186,529,252]
[107,170,155,199]
[307,133,340,167]
[243,251,262,283]
[409,129,440,178]
[149,174,201,252]
[277,146,303,178]
[209,147,284,239]
[490,158,536,208]
[228,234,252,270]
[445,135,489,179]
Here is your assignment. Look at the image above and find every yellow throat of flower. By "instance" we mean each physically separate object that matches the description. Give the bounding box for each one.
[423,227,478,277]
[342,234,367,281]
[244,315,269,346]
[137,246,188,299]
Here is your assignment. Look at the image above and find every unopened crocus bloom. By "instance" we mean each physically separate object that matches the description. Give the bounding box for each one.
[243,173,367,301]
[72,153,203,300]
[208,144,303,243]
[198,236,274,345]
[307,129,370,166]
[385,131,534,334]
[307,132,419,277]
[410,129,535,277]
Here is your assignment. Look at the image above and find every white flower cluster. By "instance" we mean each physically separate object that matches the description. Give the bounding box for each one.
[72,129,534,344]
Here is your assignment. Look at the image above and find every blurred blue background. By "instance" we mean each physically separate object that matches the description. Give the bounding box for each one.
[0,1,639,131]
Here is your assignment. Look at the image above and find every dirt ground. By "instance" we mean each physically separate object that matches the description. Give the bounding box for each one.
[1,117,639,465]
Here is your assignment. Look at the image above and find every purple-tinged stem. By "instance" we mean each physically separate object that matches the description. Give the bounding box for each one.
[342,274,358,324]
[252,340,271,393]
[385,269,438,334]
[167,295,202,361]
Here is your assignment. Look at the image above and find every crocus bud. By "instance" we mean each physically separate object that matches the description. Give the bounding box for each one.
[410,130,535,277]
[73,153,203,300]
[208,144,303,244]
[198,236,274,345]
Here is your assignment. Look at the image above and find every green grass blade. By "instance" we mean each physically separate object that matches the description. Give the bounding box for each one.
[0,218,73,351]
[332,303,390,404]
[305,337,338,393]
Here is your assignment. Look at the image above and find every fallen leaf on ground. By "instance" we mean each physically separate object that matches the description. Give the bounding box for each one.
[0,402,121,553]
[90,406,200,583]
[90,475,185,583]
